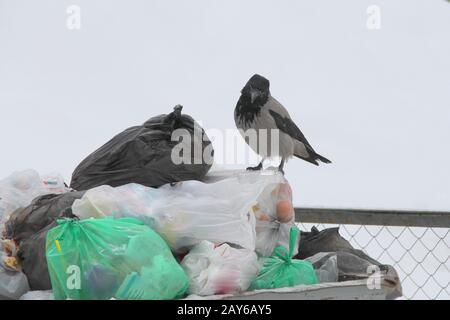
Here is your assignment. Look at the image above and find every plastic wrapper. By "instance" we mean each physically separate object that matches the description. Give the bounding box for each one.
[46,217,189,300]
[181,241,260,295]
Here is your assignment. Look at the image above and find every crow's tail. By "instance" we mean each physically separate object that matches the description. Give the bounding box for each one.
[315,153,332,164]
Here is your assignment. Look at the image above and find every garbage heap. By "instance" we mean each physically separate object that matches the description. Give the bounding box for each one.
[0,106,402,300]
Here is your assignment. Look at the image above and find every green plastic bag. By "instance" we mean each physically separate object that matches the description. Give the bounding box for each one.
[46,217,189,300]
[250,227,318,290]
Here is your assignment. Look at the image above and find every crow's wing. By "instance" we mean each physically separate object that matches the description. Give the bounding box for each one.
[268,108,316,153]
[264,96,292,119]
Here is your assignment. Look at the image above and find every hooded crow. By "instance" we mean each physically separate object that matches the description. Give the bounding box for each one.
[234,74,331,173]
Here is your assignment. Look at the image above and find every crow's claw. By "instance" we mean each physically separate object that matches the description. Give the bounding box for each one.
[246,163,263,171]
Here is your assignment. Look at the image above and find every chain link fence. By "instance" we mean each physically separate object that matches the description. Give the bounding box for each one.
[295,208,450,300]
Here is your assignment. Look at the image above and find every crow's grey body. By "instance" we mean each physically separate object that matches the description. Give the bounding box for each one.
[235,96,308,160]
[234,74,331,171]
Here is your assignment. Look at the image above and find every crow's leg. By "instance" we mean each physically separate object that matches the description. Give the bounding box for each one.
[278,158,285,175]
[247,158,265,171]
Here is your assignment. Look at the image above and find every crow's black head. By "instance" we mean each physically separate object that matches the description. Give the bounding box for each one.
[241,74,270,105]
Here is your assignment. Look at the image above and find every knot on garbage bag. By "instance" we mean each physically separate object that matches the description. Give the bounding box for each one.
[273,246,292,263]
[272,226,299,263]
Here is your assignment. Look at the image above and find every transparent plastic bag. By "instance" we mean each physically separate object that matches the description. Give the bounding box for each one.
[181,241,260,296]
[0,243,30,300]
[252,178,298,257]
[72,171,284,253]
[19,290,53,300]
[305,252,339,283]
[41,173,70,194]
[0,170,69,222]
[46,217,189,300]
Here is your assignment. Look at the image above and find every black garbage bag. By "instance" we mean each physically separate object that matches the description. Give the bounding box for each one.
[5,191,85,290]
[296,227,379,264]
[70,105,214,191]
[296,227,402,299]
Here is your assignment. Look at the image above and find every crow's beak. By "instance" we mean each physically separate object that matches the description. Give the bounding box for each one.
[250,89,259,104]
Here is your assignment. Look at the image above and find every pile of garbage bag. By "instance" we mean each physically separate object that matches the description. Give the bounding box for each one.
[0,107,402,300]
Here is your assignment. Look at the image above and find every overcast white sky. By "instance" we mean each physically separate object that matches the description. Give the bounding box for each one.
[0,0,449,210]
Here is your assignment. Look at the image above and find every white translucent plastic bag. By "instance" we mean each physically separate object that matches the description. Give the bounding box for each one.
[19,290,53,300]
[0,264,30,300]
[41,173,69,194]
[0,170,69,222]
[72,171,284,253]
[305,252,339,283]
[0,243,30,300]
[252,178,299,257]
[181,241,260,295]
